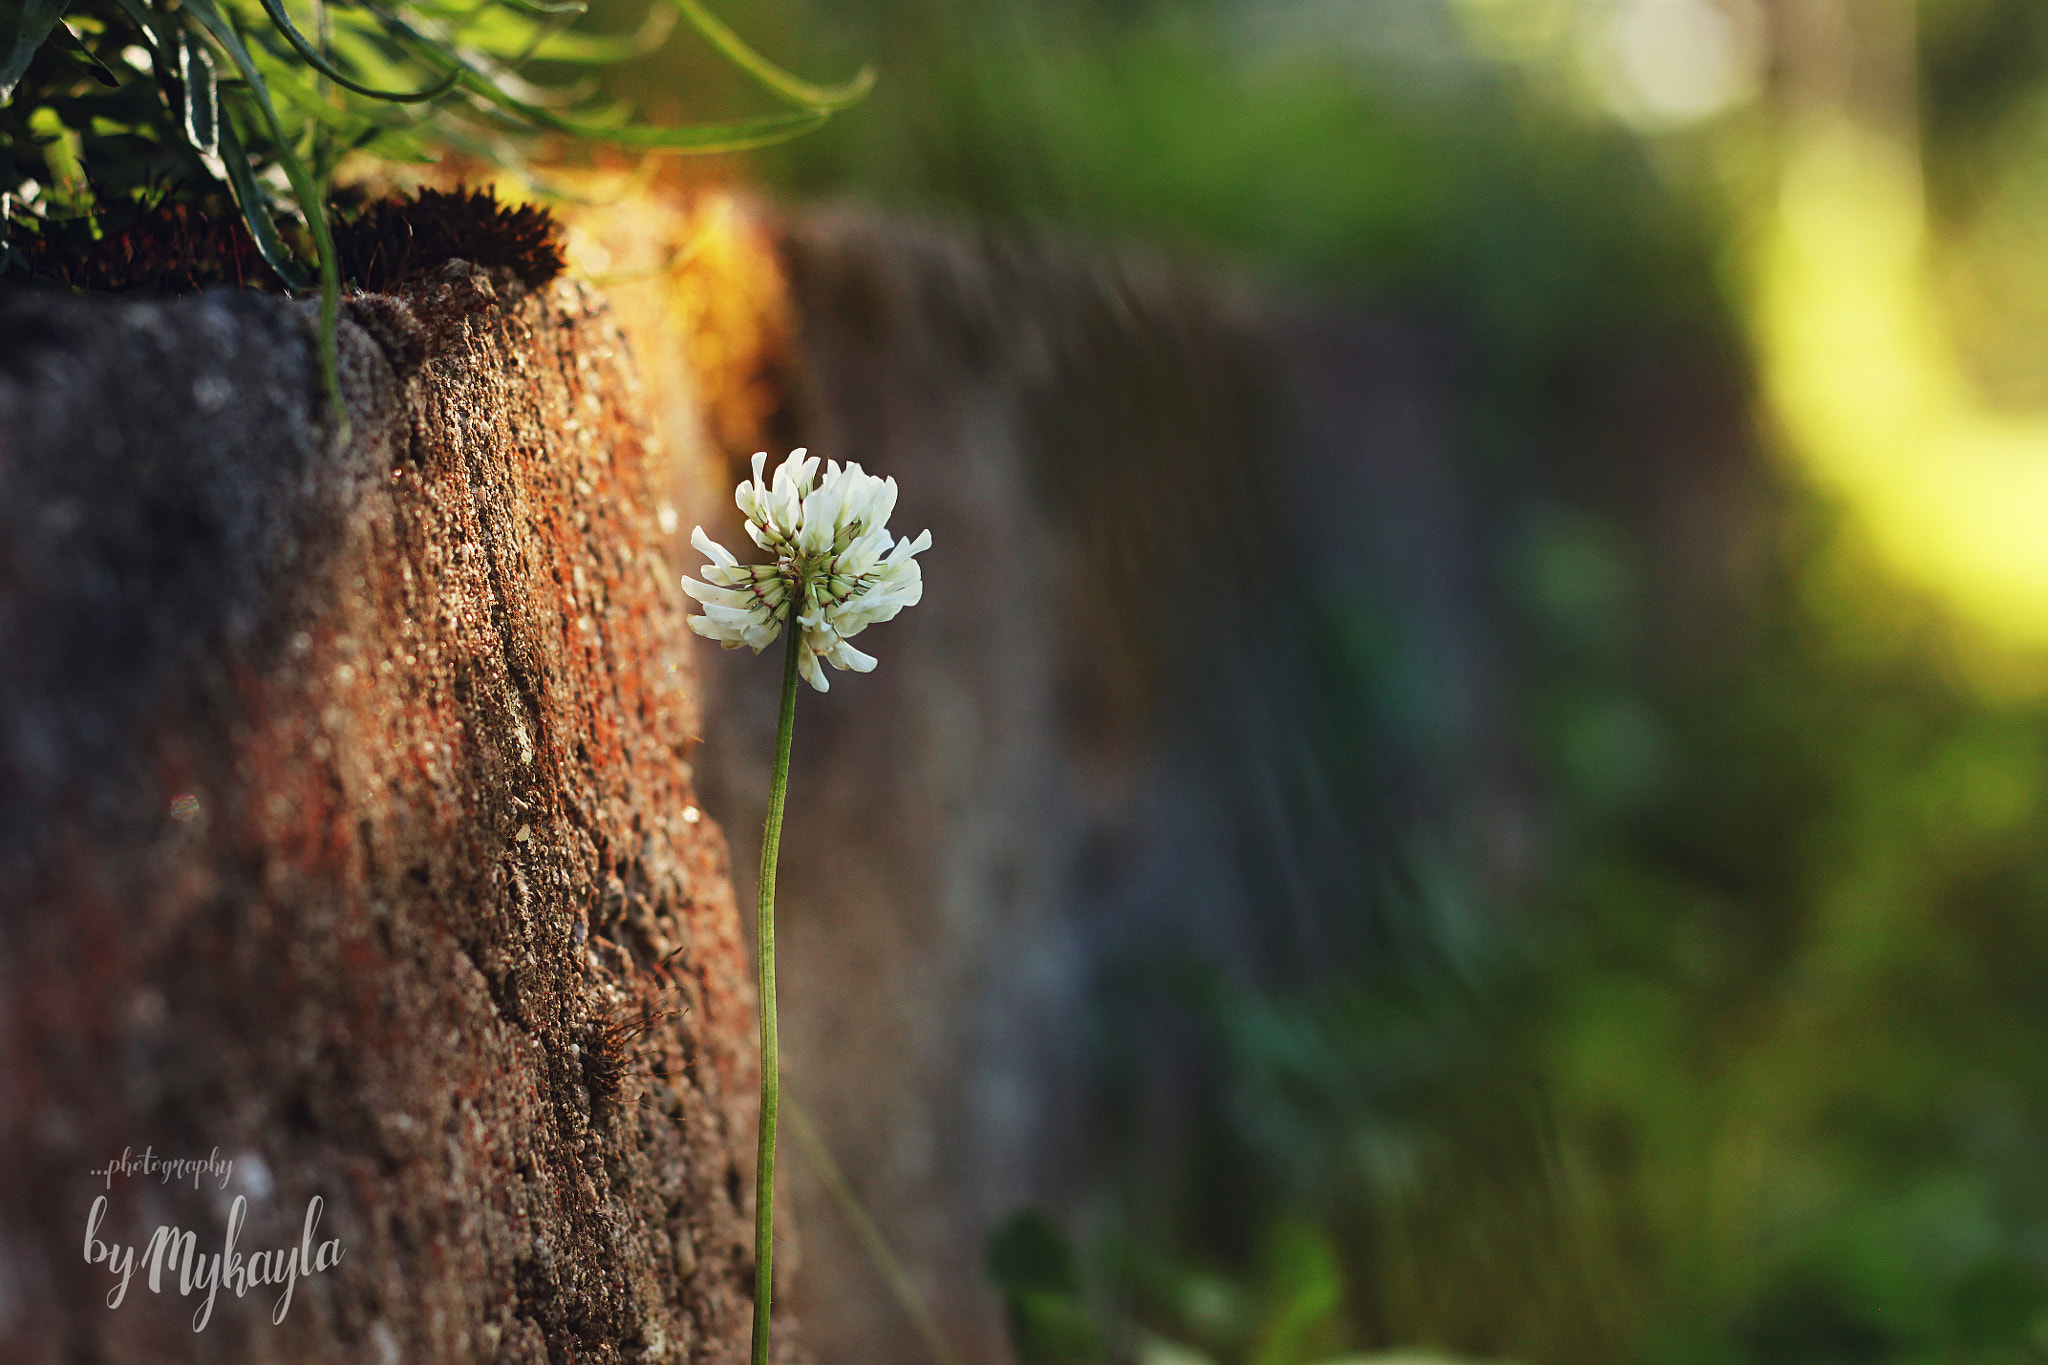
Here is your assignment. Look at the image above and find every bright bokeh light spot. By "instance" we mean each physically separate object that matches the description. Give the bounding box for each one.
[1758,123,2048,668]
[1452,0,1758,125]
[1602,0,1757,126]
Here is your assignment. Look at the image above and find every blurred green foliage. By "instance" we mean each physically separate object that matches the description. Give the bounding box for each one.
[991,1209,1115,1365]
[611,2,2048,1361]
[994,508,2048,1365]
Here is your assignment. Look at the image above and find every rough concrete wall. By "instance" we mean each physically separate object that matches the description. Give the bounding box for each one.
[0,268,777,1362]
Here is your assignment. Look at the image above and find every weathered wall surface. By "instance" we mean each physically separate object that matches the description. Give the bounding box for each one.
[0,268,775,1362]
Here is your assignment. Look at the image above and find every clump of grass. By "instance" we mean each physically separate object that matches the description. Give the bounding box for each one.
[1,0,870,422]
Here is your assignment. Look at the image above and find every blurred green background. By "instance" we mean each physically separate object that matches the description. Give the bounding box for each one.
[602,1,2048,1361]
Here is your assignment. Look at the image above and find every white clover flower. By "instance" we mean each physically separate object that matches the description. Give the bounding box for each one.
[683,449,933,692]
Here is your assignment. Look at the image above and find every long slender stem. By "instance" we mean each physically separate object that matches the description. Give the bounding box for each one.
[752,621,802,1365]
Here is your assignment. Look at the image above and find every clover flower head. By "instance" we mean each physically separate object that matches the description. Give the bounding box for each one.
[683,449,933,691]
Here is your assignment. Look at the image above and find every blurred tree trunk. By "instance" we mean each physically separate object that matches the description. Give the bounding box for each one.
[0,265,781,1363]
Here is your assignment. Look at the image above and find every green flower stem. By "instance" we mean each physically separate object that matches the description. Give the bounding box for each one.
[752,616,802,1365]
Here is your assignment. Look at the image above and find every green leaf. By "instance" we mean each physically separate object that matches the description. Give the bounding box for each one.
[665,0,871,111]
[372,8,831,152]
[107,0,175,63]
[988,1210,1083,1297]
[1008,1288,1110,1365]
[178,31,219,168]
[468,76,829,150]
[987,1211,1107,1365]
[49,20,119,86]
[1247,1219,1345,1365]
[214,95,309,289]
[488,0,588,16]
[250,0,458,102]
[1,0,71,103]
[500,2,674,67]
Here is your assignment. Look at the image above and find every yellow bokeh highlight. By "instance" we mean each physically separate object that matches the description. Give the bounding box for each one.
[1756,122,2048,664]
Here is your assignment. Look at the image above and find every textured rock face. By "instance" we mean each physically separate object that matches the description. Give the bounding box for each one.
[0,271,773,1362]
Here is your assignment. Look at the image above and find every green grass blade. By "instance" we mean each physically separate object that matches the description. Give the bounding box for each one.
[50,20,120,86]
[462,71,828,149]
[184,0,343,430]
[376,6,832,151]
[488,0,587,16]
[178,31,221,166]
[108,0,175,61]
[494,2,673,67]
[665,0,871,111]
[252,0,458,101]
[785,1098,967,1365]
[214,97,311,289]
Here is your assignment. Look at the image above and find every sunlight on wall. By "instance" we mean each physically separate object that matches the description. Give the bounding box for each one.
[1758,123,2048,668]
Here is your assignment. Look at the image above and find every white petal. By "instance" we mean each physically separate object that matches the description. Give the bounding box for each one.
[773,449,814,501]
[884,528,933,565]
[691,526,739,569]
[869,476,899,531]
[834,538,880,579]
[681,579,752,610]
[695,603,753,629]
[798,481,840,554]
[770,478,801,537]
[736,452,769,521]
[828,639,877,672]
[840,479,878,539]
[689,614,742,643]
[798,642,828,692]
